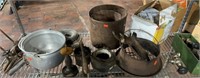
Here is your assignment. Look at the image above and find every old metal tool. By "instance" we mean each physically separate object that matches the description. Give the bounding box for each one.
[91,49,115,72]
[0,28,14,44]
[89,4,127,49]
[0,12,24,75]
[0,46,7,52]
[79,38,89,77]
[115,32,150,61]
[0,28,22,57]
[0,46,9,56]
[1,46,24,75]
[0,46,13,73]
[2,58,11,72]
[8,58,25,76]
[8,0,26,36]
[125,34,150,61]
[4,56,18,73]
[0,46,11,72]
[62,55,78,77]
[74,46,91,66]
[169,53,188,74]
[116,36,162,76]
[0,28,24,74]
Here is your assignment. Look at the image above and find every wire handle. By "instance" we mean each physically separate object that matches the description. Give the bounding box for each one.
[125,29,161,44]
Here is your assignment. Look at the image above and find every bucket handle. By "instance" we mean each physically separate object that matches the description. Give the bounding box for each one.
[125,29,160,44]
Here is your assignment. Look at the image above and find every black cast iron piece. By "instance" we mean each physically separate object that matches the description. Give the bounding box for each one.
[62,55,78,77]
[116,37,162,76]
[91,49,116,72]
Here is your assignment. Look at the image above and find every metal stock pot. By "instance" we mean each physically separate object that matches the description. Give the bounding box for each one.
[18,29,66,70]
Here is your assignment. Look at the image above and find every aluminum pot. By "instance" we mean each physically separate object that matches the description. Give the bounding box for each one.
[18,29,66,70]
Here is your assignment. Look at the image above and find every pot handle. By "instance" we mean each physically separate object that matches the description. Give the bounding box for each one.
[33,54,42,60]
[8,58,25,76]
[25,53,42,61]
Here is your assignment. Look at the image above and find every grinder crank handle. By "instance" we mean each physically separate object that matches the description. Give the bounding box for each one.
[80,39,89,77]
[129,35,149,61]
[8,59,25,76]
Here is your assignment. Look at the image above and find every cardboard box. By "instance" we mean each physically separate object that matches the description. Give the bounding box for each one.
[192,20,200,42]
[131,1,177,44]
[172,33,200,75]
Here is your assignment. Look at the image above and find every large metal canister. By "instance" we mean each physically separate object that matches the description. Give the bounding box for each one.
[89,4,127,49]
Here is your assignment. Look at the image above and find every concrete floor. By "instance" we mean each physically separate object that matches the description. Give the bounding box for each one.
[0,0,142,51]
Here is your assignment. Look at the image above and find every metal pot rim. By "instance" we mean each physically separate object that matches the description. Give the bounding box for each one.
[89,4,128,23]
[92,49,115,62]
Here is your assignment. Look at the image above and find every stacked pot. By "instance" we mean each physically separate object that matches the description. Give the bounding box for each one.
[89,4,127,72]
[88,4,163,76]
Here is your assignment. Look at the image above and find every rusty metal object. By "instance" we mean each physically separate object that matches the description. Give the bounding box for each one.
[116,37,162,76]
[8,58,25,76]
[91,49,115,72]
[0,28,23,57]
[80,39,89,76]
[2,58,11,72]
[0,43,23,74]
[0,29,23,75]
[4,57,18,73]
[8,0,26,36]
[0,46,6,52]
[0,28,14,43]
[89,4,127,49]
[62,55,78,77]
[124,35,149,60]
[0,35,23,74]
[74,45,91,66]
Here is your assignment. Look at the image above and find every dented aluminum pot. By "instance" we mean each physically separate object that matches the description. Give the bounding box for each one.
[91,49,115,72]
[18,30,66,70]
[116,38,162,76]
[89,4,127,49]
